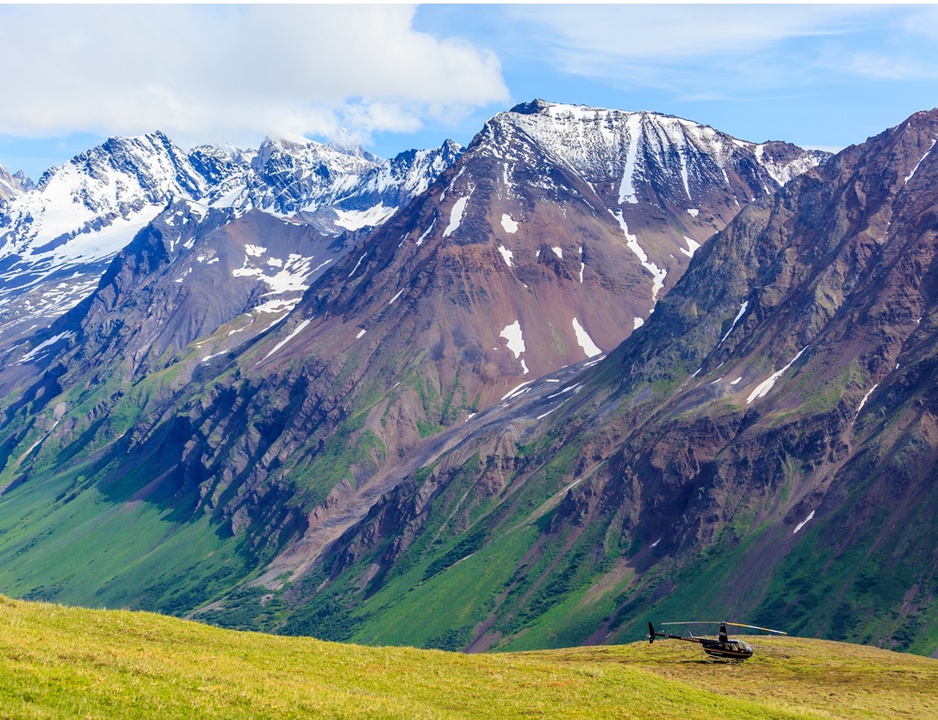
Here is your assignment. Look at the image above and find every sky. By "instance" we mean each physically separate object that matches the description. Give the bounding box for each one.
[1,3,937,181]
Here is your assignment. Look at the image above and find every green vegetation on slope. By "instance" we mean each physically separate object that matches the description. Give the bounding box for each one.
[2,596,936,720]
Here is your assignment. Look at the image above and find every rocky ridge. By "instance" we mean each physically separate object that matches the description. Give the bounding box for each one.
[281,109,938,654]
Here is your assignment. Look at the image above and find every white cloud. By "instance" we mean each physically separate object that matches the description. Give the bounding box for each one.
[0,5,508,147]
[502,5,916,95]
[901,7,938,42]
[528,5,862,64]
[844,53,938,82]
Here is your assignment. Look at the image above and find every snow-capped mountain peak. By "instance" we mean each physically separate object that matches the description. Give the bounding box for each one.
[0,129,461,342]
[0,163,33,202]
[484,99,826,209]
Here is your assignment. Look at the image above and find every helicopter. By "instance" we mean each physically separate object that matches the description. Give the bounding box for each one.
[647,620,786,661]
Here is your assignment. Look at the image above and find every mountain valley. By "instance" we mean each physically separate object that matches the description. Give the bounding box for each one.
[0,99,934,659]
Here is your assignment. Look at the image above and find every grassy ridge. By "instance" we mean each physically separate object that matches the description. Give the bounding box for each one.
[1,597,936,719]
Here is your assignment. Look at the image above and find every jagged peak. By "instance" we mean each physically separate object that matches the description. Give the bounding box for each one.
[506,98,702,128]
[262,131,315,148]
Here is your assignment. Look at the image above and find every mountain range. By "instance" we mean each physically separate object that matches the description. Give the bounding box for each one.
[0,100,934,657]
[0,131,460,348]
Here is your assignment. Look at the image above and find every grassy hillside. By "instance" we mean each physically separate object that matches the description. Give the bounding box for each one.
[1,596,935,719]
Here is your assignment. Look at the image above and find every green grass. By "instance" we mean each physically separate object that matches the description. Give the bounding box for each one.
[1,596,936,719]
[0,452,248,617]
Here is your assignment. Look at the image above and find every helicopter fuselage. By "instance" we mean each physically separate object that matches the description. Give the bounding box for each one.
[698,637,753,660]
[648,622,755,661]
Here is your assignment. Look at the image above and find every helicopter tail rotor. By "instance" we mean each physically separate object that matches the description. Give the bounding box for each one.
[648,622,656,643]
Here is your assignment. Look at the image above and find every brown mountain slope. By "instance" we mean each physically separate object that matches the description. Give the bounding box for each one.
[0,101,824,628]
[275,109,938,655]
[153,101,824,570]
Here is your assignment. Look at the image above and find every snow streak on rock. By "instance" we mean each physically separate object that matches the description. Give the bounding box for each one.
[618,113,642,205]
[572,317,602,357]
[348,253,367,278]
[793,510,815,534]
[610,210,666,302]
[416,219,435,247]
[720,301,749,344]
[19,331,74,364]
[746,347,808,405]
[855,384,879,419]
[260,318,311,362]
[905,139,936,184]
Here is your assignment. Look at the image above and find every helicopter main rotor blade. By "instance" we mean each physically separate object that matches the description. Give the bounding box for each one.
[723,621,787,635]
[659,620,788,634]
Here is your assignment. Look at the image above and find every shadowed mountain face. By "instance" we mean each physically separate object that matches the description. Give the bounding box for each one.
[7,101,913,653]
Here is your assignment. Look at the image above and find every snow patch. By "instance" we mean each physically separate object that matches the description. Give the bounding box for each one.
[19,331,73,364]
[200,351,226,364]
[551,246,563,260]
[500,213,518,234]
[356,328,366,339]
[687,208,699,217]
[680,236,701,258]
[633,317,645,330]
[244,244,266,257]
[388,288,405,305]
[443,194,469,238]
[334,204,395,231]
[572,317,602,358]
[501,379,535,401]
[500,320,526,358]
[746,347,808,405]
[498,245,514,267]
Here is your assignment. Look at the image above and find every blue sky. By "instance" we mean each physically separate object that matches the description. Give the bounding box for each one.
[2,4,937,181]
